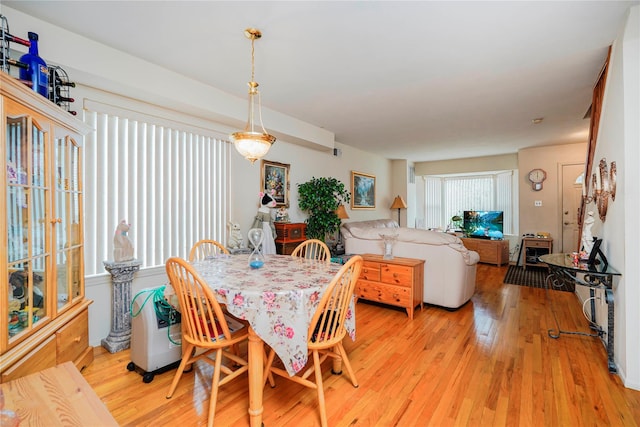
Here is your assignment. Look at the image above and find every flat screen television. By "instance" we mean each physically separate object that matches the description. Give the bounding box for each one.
[463,210,504,239]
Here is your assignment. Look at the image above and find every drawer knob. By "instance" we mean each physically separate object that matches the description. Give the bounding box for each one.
[74,336,81,343]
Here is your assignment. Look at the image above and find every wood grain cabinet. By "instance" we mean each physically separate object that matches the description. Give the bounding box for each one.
[460,238,509,266]
[274,222,307,255]
[1,72,93,382]
[355,254,424,319]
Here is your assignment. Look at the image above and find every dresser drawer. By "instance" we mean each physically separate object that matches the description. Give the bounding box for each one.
[526,239,551,248]
[56,308,89,364]
[360,262,381,281]
[356,281,411,307]
[1,336,56,383]
[380,264,413,287]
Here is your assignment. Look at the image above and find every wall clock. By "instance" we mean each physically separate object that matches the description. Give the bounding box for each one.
[528,168,547,191]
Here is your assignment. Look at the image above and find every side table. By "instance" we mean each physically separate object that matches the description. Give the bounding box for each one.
[522,237,553,270]
[274,222,307,255]
[540,253,620,373]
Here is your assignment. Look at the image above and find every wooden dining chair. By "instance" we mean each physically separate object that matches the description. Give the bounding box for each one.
[290,239,331,264]
[165,257,249,427]
[263,255,363,427]
[189,239,229,261]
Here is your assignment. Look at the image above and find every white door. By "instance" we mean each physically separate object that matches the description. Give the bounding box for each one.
[561,164,585,253]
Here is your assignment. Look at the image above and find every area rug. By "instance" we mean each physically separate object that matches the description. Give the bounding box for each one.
[503,265,565,291]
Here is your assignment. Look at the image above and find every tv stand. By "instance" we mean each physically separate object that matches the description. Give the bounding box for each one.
[460,238,509,266]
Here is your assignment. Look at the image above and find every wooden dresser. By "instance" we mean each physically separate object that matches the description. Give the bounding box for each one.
[274,222,307,255]
[460,238,509,266]
[355,254,424,319]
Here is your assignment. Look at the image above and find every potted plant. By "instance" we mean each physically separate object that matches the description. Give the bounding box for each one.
[297,177,350,241]
[451,215,463,230]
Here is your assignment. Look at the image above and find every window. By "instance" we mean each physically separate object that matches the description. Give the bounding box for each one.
[422,171,517,235]
[82,98,231,276]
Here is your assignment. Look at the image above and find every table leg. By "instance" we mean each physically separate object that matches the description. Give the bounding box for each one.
[247,327,264,427]
[332,346,343,375]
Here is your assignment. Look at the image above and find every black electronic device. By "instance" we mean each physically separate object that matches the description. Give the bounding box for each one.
[587,238,608,269]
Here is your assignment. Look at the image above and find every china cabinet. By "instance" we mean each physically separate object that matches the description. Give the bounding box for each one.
[1,72,93,382]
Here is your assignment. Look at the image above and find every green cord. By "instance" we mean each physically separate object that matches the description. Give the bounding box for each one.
[130,286,182,346]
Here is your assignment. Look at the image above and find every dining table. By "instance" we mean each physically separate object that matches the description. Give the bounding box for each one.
[191,253,356,427]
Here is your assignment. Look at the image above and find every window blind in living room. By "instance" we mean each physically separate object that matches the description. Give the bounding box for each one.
[422,170,516,235]
[82,99,231,276]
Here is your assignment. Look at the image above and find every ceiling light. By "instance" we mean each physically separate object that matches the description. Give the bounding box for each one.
[230,28,276,164]
[532,117,544,124]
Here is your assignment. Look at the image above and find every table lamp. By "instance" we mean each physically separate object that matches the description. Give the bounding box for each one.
[390,195,407,226]
[334,205,349,255]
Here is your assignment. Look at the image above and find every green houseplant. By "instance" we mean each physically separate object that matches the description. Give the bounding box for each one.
[297,177,350,241]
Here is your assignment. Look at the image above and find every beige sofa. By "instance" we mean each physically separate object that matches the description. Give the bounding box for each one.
[341,219,479,309]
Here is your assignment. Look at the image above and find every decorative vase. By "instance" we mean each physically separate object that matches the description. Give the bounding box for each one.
[380,233,398,260]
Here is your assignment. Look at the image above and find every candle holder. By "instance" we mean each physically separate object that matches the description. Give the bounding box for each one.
[583,158,616,221]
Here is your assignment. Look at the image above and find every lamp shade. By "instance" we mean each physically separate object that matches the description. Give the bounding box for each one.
[335,204,350,219]
[390,195,407,210]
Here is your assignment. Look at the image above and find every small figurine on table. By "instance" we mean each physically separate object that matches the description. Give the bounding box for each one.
[113,220,135,262]
[582,211,595,255]
[275,207,290,222]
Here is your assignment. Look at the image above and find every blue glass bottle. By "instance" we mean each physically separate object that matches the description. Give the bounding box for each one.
[19,32,48,98]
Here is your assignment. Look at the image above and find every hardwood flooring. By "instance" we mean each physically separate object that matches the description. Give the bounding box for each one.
[82,264,640,426]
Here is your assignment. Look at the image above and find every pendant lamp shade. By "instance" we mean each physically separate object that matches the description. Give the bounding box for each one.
[230,28,276,164]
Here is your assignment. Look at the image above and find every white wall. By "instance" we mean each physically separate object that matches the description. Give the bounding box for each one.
[518,143,588,243]
[581,6,639,390]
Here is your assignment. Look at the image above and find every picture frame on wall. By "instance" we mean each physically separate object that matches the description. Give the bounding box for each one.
[261,160,290,207]
[351,171,376,209]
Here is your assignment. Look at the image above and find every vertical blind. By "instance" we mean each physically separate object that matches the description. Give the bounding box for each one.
[82,101,231,276]
[423,171,515,234]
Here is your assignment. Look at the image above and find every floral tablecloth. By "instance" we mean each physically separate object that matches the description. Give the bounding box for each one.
[191,254,356,375]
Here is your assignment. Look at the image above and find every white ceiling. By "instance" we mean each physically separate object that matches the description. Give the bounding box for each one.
[3,1,637,162]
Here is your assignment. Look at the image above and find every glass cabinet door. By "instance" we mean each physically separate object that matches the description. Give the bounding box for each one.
[54,136,83,309]
[6,115,49,340]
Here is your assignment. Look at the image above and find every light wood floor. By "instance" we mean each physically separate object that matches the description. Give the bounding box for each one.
[82,264,640,426]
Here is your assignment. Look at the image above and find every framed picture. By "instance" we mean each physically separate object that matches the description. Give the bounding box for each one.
[351,171,376,209]
[261,160,290,207]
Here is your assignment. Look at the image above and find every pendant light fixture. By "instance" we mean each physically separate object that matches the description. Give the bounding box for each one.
[230,28,276,164]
